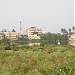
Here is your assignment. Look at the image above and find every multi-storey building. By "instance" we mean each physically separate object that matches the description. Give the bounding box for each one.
[4,32,19,40]
[0,31,19,40]
[68,33,75,46]
[0,32,5,40]
[24,27,42,39]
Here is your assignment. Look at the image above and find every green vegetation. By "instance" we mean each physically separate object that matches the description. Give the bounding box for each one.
[0,44,75,75]
[0,32,68,45]
[41,32,68,45]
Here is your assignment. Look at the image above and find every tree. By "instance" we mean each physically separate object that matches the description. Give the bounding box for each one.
[61,28,68,34]
[68,28,71,34]
[12,29,16,32]
[2,29,7,32]
[72,26,75,30]
[72,26,75,32]
[40,32,68,45]
[61,28,64,33]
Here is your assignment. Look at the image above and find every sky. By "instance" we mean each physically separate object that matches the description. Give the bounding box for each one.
[0,0,74,33]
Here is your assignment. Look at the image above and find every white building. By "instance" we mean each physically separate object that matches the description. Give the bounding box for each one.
[24,27,42,39]
[68,33,75,46]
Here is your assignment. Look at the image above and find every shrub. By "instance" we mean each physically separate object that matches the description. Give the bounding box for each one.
[26,69,43,75]
[5,42,11,50]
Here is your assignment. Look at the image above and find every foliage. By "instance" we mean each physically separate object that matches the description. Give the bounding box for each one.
[40,33,68,45]
[0,45,75,75]
[5,42,11,50]
[26,69,43,75]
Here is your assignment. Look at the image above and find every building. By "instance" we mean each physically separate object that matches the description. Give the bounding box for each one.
[24,27,42,39]
[68,33,75,46]
[0,31,19,40]
[4,32,19,40]
[0,32,5,40]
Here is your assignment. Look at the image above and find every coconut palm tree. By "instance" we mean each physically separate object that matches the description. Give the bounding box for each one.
[72,26,75,32]
[61,28,64,34]
[61,28,68,34]
[12,29,16,32]
[68,28,71,34]
[2,29,7,32]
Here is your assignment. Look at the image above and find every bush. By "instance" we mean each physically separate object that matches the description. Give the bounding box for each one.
[0,44,75,75]
[26,69,43,75]
[5,43,11,50]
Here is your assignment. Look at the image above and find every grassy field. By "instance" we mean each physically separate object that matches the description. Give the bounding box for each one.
[0,44,75,75]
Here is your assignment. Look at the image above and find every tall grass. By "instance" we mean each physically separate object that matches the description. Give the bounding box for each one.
[0,44,75,75]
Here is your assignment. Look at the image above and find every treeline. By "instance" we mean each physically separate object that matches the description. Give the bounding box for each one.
[61,26,75,34]
[0,33,68,45]
[40,32,68,45]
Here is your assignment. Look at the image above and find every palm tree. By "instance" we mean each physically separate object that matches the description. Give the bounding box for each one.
[61,28,68,34]
[61,28,64,33]
[72,26,75,32]
[63,29,68,34]
[68,28,71,34]
[2,29,7,32]
[12,29,16,32]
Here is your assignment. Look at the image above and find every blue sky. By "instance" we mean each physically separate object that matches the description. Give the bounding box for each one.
[0,0,74,33]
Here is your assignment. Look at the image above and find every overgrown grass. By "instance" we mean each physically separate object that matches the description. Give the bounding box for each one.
[0,44,75,75]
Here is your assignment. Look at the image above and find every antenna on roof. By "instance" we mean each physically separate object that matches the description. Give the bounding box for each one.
[20,21,22,34]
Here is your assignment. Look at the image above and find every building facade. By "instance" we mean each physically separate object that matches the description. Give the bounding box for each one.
[68,33,75,46]
[4,32,19,40]
[24,27,42,39]
[0,32,5,40]
[0,31,19,40]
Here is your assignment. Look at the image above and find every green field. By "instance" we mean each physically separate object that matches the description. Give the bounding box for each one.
[0,44,75,75]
